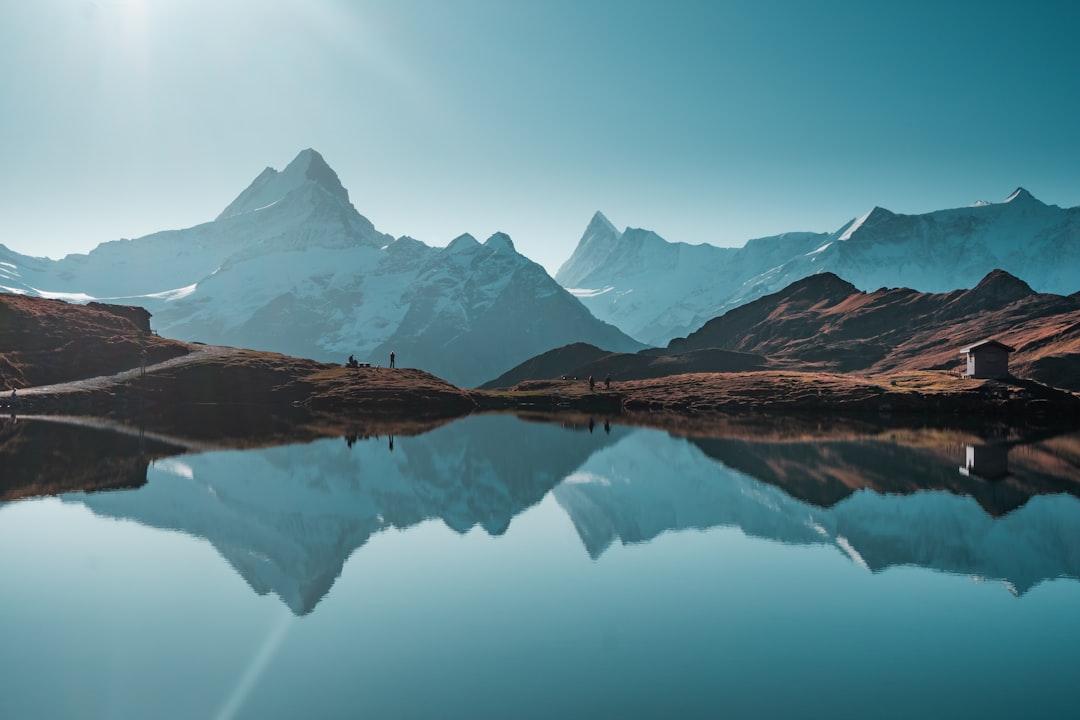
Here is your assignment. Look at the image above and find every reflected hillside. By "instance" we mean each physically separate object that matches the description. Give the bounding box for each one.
[689,428,1080,516]
[554,426,1080,594]
[67,415,630,614]
[9,412,1077,613]
[0,416,186,501]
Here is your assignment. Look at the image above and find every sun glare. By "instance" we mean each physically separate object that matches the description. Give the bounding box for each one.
[116,0,151,41]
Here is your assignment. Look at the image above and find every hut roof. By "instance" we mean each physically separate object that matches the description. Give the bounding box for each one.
[959,339,1016,355]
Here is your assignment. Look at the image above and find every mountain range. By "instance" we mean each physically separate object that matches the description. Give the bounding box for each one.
[557,190,1080,345]
[2,149,1078,387]
[0,150,640,387]
[485,269,1080,392]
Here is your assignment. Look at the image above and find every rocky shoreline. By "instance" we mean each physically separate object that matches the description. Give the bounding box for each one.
[471,371,1080,421]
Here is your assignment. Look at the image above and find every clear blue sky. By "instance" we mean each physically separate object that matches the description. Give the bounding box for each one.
[2,0,1078,274]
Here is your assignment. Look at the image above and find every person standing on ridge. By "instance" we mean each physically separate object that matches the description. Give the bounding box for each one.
[390,351,396,369]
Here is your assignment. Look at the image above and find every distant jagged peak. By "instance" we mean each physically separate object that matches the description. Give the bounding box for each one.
[838,206,895,241]
[216,148,350,221]
[483,232,515,253]
[1003,187,1041,205]
[554,211,624,285]
[286,148,345,193]
[446,233,481,252]
[580,211,623,247]
[587,210,617,234]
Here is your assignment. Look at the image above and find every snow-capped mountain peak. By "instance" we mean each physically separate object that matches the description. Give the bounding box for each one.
[588,210,616,234]
[1004,187,1038,204]
[838,206,895,242]
[446,233,481,253]
[554,211,625,288]
[483,232,515,253]
[216,148,348,220]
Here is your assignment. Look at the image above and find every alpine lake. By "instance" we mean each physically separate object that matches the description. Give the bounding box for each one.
[2,410,1079,720]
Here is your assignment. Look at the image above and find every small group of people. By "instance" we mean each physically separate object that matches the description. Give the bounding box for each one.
[586,375,613,392]
[345,351,395,369]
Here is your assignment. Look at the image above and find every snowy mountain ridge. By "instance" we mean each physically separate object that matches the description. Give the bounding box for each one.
[557,188,1080,345]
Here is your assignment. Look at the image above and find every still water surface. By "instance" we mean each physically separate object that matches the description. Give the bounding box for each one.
[1,414,1079,719]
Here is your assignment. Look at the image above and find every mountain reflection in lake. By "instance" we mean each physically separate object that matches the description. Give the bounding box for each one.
[2,413,1079,719]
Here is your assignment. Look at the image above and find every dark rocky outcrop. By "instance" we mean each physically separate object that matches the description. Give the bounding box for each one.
[87,302,152,334]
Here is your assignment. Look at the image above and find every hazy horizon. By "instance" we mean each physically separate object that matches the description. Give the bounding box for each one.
[3,0,1078,274]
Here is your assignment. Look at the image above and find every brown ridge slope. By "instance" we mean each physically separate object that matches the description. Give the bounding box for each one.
[0,418,185,502]
[480,270,1080,400]
[0,294,189,389]
[481,342,765,389]
[667,269,1080,390]
[1,294,476,422]
[125,346,476,419]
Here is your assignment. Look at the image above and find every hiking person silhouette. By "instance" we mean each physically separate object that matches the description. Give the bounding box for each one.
[390,351,395,369]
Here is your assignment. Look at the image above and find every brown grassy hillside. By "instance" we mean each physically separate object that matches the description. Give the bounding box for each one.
[0,294,189,388]
[661,270,1080,390]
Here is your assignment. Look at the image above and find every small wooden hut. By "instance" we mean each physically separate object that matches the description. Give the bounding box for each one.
[960,339,1014,379]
